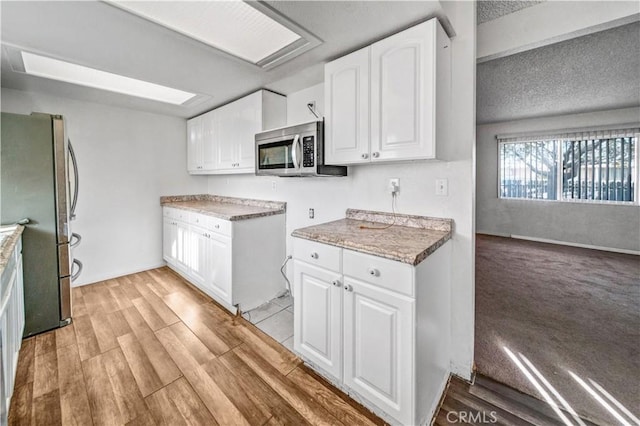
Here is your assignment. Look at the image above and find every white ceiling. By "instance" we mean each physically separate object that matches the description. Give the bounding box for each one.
[476,21,640,124]
[476,0,545,25]
[1,1,447,119]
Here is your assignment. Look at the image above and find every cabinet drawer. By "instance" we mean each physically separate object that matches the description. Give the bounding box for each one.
[343,250,414,296]
[207,216,232,237]
[164,207,190,222]
[189,212,207,227]
[294,238,341,272]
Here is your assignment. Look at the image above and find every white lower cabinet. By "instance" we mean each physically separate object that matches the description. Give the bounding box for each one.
[343,276,414,423]
[293,237,451,425]
[188,226,210,286]
[163,207,285,314]
[293,260,342,379]
[1,235,25,425]
[205,233,232,303]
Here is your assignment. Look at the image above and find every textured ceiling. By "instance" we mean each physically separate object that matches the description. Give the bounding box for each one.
[477,21,640,124]
[0,1,446,118]
[477,1,545,25]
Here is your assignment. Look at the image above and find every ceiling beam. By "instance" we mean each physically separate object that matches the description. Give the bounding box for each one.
[477,1,639,63]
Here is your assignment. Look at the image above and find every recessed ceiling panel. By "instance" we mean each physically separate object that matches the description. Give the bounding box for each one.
[20,51,197,105]
[109,0,304,65]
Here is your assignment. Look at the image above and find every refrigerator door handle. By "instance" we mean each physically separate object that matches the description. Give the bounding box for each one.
[71,259,83,282]
[70,233,82,248]
[68,139,79,220]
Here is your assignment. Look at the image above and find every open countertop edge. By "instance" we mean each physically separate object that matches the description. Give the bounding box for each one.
[160,202,286,221]
[292,216,454,266]
[292,230,452,266]
[160,194,286,221]
[0,225,25,274]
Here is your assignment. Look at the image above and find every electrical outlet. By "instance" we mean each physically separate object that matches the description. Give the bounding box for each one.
[388,178,400,194]
[308,208,315,219]
[271,181,277,191]
[435,179,448,196]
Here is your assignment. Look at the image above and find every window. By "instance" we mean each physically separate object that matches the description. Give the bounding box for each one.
[499,128,639,204]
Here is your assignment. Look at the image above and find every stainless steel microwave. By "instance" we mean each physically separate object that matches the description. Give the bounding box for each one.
[255,120,347,177]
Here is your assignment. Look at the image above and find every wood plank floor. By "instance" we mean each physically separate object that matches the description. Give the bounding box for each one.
[9,267,386,426]
[434,375,597,426]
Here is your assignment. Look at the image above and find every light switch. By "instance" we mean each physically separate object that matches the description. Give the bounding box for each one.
[435,179,448,196]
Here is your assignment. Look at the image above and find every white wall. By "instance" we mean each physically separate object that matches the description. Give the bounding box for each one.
[477,107,640,252]
[207,1,476,379]
[1,88,207,285]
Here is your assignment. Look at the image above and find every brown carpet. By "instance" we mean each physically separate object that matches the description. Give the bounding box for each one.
[475,234,640,425]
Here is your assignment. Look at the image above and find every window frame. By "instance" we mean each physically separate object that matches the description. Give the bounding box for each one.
[497,132,640,206]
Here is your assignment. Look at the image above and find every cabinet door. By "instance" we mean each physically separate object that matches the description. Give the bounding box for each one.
[235,92,262,171]
[293,260,343,379]
[370,20,435,161]
[187,116,203,172]
[215,104,237,171]
[175,221,190,273]
[201,111,217,171]
[189,227,209,286]
[343,276,414,424]
[207,234,232,304]
[162,217,177,264]
[324,47,370,165]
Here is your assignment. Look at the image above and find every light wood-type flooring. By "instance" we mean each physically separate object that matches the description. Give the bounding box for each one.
[434,375,597,426]
[8,267,386,426]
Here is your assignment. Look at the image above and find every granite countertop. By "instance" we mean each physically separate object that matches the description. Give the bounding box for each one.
[292,209,453,266]
[0,225,24,275]
[160,194,286,221]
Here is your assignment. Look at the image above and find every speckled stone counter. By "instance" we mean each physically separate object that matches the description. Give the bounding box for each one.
[0,225,24,274]
[292,209,453,266]
[160,194,285,221]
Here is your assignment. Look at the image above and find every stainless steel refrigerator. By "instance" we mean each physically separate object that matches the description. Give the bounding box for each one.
[1,112,81,336]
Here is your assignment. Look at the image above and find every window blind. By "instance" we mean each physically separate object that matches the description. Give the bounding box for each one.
[497,125,640,144]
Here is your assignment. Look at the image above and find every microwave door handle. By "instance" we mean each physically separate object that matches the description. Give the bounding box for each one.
[291,134,301,169]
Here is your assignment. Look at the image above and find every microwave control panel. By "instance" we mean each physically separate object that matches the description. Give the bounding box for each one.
[302,136,315,167]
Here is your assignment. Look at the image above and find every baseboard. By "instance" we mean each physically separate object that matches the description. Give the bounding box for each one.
[477,231,639,255]
[510,235,640,255]
[72,262,168,287]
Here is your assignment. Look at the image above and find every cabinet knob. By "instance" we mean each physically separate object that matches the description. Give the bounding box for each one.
[310,252,319,259]
[344,284,353,292]
[368,268,380,277]
[372,152,380,158]
[215,224,220,229]
[332,280,341,287]
[361,153,369,159]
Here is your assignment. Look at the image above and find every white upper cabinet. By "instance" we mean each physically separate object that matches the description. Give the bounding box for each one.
[324,18,450,165]
[187,115,203,172]
[187,89,286,175]
[236,92,264,170]
[187,111,216,173]
[325,47,370,164]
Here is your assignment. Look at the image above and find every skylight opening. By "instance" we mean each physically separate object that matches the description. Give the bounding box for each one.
[21,51,196,105]
[108,1,314,68]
